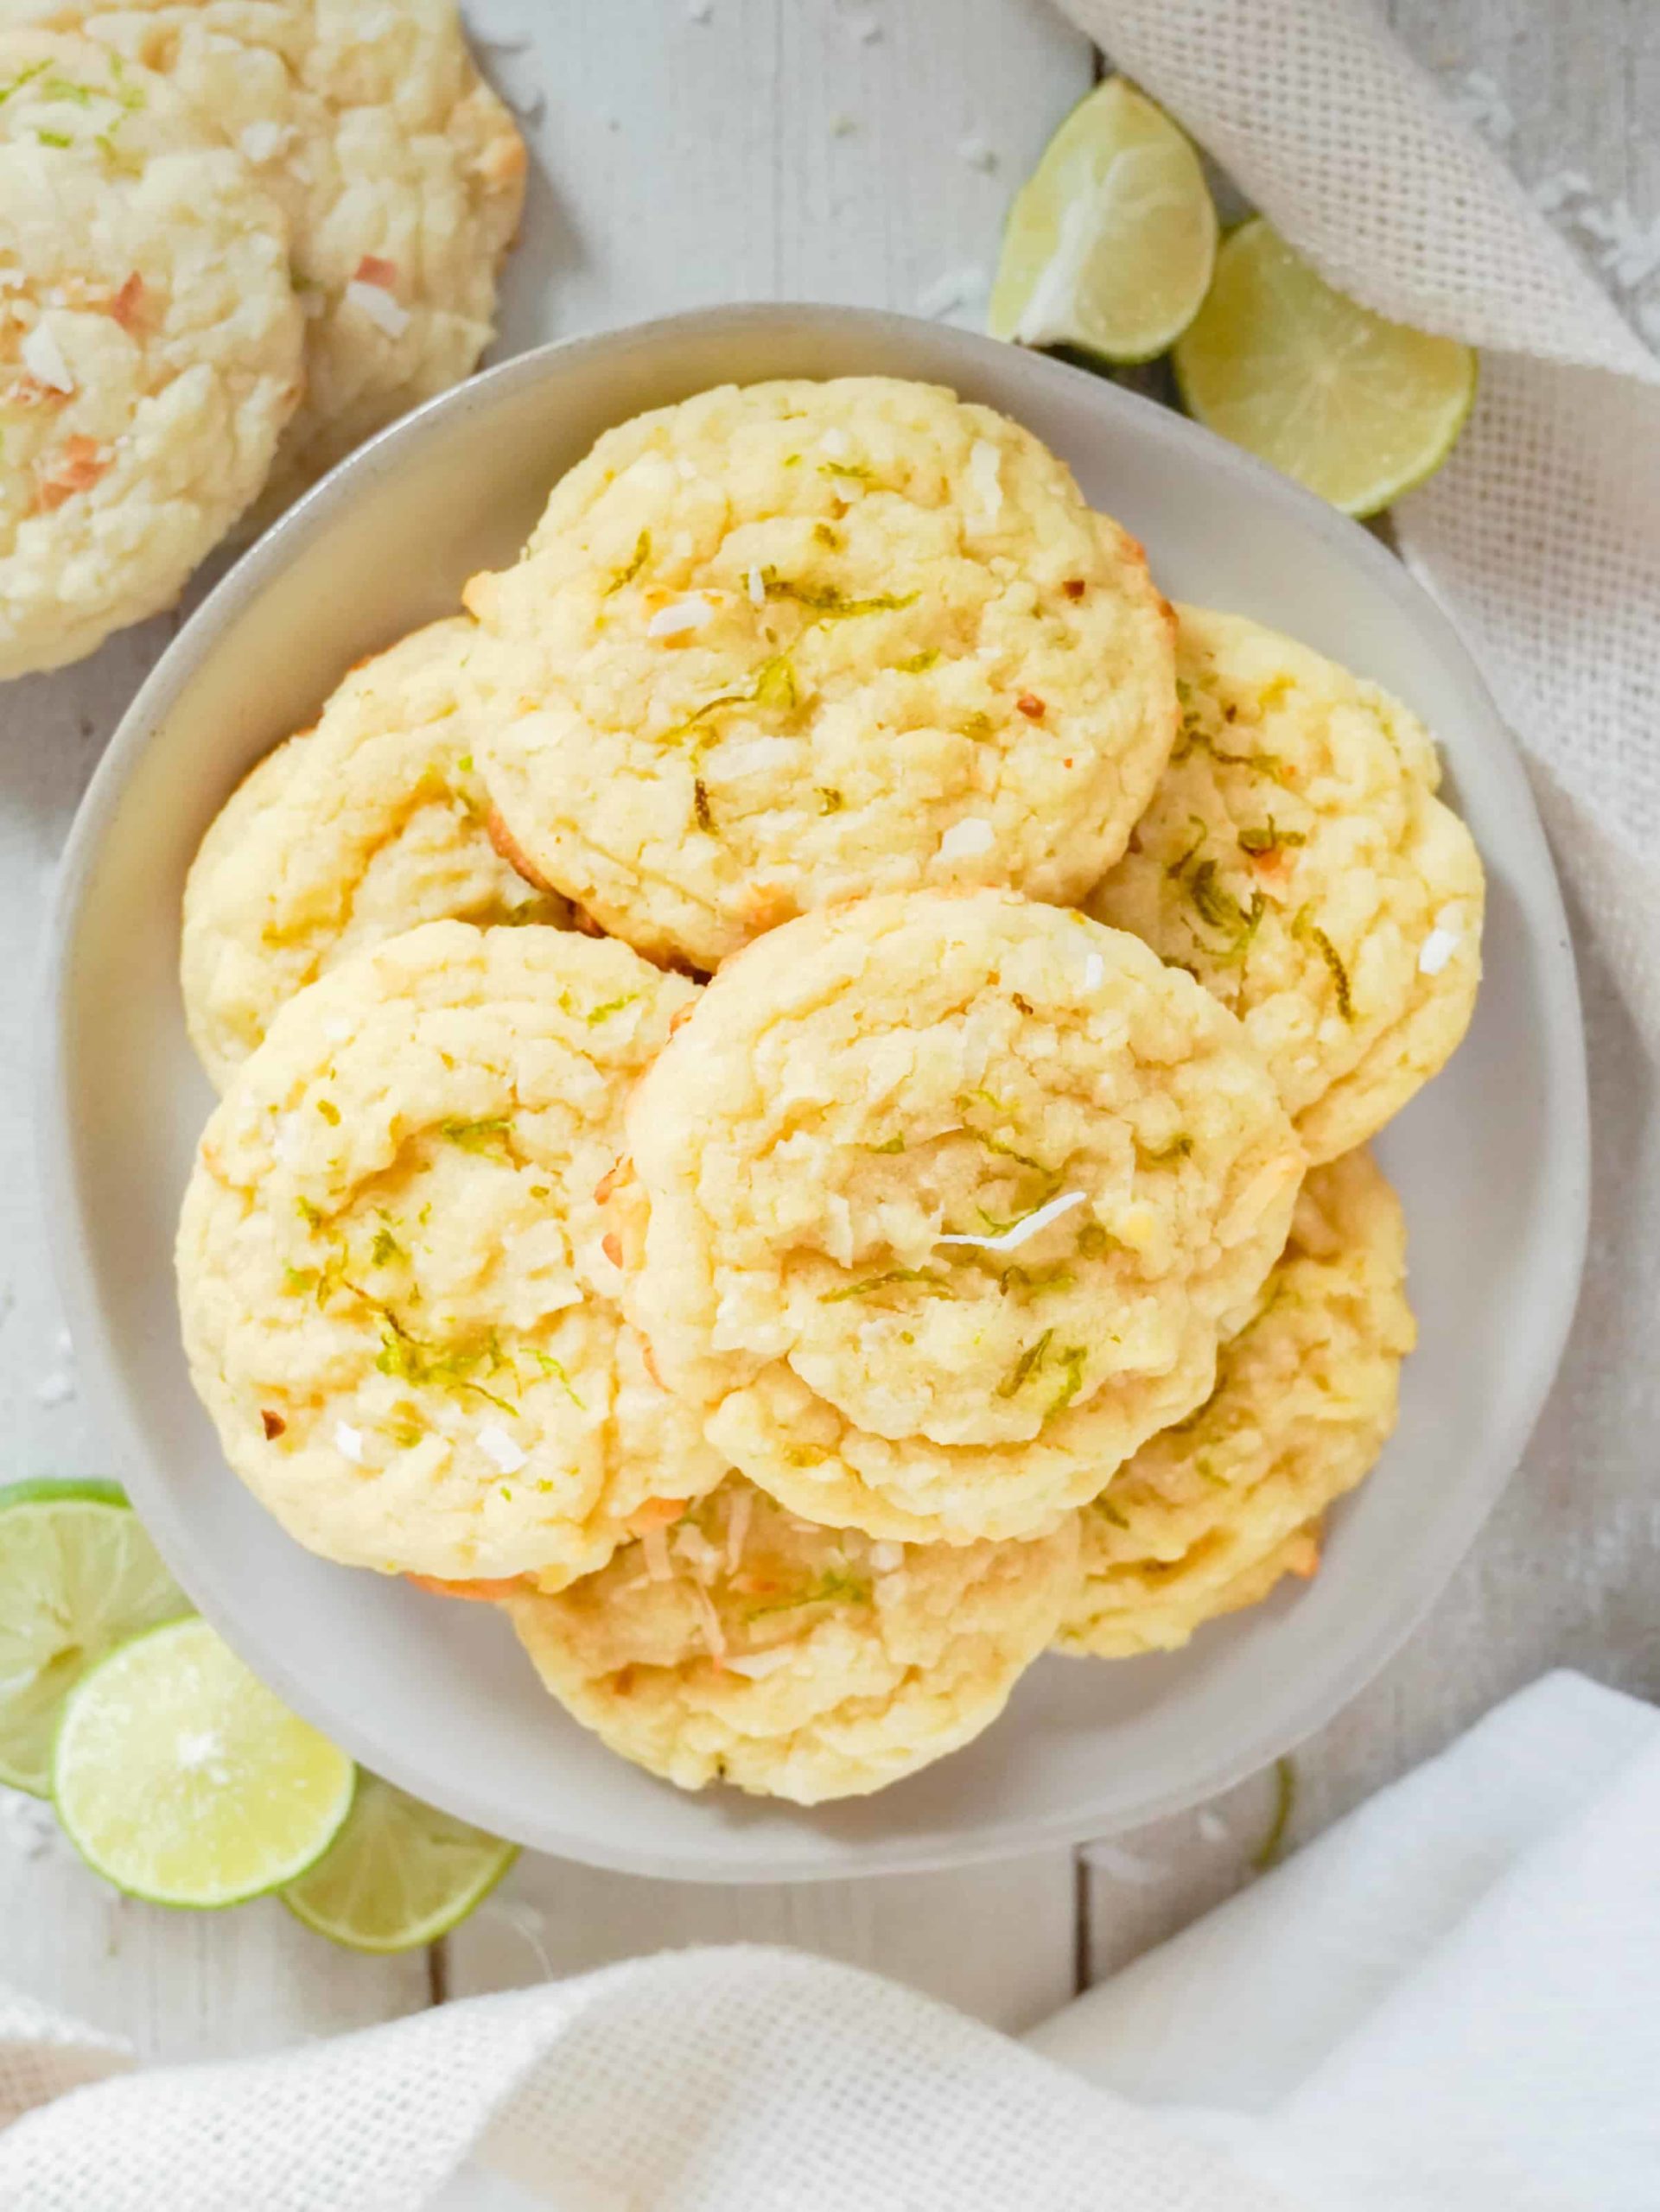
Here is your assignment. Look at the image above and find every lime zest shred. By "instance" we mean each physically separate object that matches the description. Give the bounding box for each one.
[896,648,939,673]
[1184,860,1266,961]
[1043,1344,1089,1424]
[1166,813,1209,879]
[296,1197,323,1228]
[369,1227,405,1268]
[438,1116,517,1158]
[35,128,73,147]
[745,1570,871,1620]
[1095,1495,1130,1529]
[604,529,651,594]
[282,1266,318,1296]
[864,1134,906,1154]
[1237,817,1307,857]
[585,991,639,1025]
[956,712,996,742]
[819,1268,950,1305]
[0,62,48,106]
[527,1350,583,1408]
[816,785,845,814]
[692,779,714,833]
[1136,1134,1193,1166]
[373,1312,518,1415]
[997,1327,1053,1399]
[1293,906,1355,1020]
[315,1097,340,1127]
[761,570,916,621]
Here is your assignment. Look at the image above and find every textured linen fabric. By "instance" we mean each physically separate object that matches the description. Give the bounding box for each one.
[3,1675,1657,2209]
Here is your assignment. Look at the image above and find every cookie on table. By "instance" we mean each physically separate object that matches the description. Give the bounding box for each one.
[1056,1147,1413,1659]
[0,30,302,677]
[176,922,724,1585]
[181,617,569,1093]
[1086,606,1484,1164]
[25,0,526,512]
[464,376,1178,969]
[614,889,1304,1546]
[508,1476,1080,1803]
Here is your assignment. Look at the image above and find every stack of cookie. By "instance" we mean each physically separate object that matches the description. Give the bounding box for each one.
[175,374,1483,1803]
[0,6,525,679]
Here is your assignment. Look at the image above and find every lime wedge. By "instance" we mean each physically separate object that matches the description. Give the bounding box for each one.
[283,1772,517,1953]
[0,1478,185,1796]
[989,77,1218,363]
[53,1617,355,1906]
[1173,218,1478,517]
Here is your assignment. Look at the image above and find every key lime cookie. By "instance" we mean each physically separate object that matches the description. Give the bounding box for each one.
[176,922,723,1584]
[615,890,1304,1545]
[464,376,1178,969]
[24,0,526,511]
[0,30,302,677]
[1086,607,1484,1163]
[508,1476,1080,1802]
[1057,1147,1413,1657]
[181,618,569,1092]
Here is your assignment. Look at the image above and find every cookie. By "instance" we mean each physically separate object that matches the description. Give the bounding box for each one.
[181,618,569,1092]
[1056,1147,1413,1657]
[508,1476,1080,1802]
[464,376,1178,969]
[615,889,1304,1544]
[24,0,526,511]
[0,30,302,676]
[176,921,723,1583]
[1086,606,1484,1163]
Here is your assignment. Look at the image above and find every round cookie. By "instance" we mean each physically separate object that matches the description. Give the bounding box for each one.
[615,890,1305,1545]
[22,0,526,512]
[464,376,1178,969]
[0,30,302,677]
[181,618,569,1093]
[176,921,723,1584]
[1056,1147,1413,1658]
[1086,606,1484,1164]
[508,1476,1081,1802]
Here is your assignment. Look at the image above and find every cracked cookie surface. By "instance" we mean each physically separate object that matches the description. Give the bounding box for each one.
[466,376,1177,969]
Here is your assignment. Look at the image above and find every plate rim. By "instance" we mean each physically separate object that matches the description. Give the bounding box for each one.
[38,302,1591,1881]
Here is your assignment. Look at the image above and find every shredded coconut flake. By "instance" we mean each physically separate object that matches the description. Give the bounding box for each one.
[1418,925,1460,976]
[938,817,995,863]
[647,594,715,638]
[702,735,798,782]
[724,1487,753,1573]
[477,1423,527,1476]
[746,565,766,607]
[1082,950,1105,992]
[692,1580,728,1661]
[20,323,73,395]
[938,1188,1089,1254]
[868,1541,905,1571]
[723,1645,793,1680]
[967,437,1003,520]
[642,1524,672,1581]
[334,1421,366,1465]
[819,426,851,461]
[346,279,410,337]
[238,120,293,162]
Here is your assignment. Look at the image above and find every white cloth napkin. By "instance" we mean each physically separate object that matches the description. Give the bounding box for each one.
[2,1670,1656,2211]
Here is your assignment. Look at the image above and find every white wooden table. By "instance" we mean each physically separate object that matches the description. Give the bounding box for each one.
[3,0,1654,2062]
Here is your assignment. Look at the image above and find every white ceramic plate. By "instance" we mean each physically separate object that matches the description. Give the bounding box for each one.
[41,307,1587,1881]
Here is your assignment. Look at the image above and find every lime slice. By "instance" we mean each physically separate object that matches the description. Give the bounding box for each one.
[283,1772,517,1953]
[1173,218,1478,517]
[989,77,1218,363]
[53,1617,355,1906]
[0,1478,186,1796]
